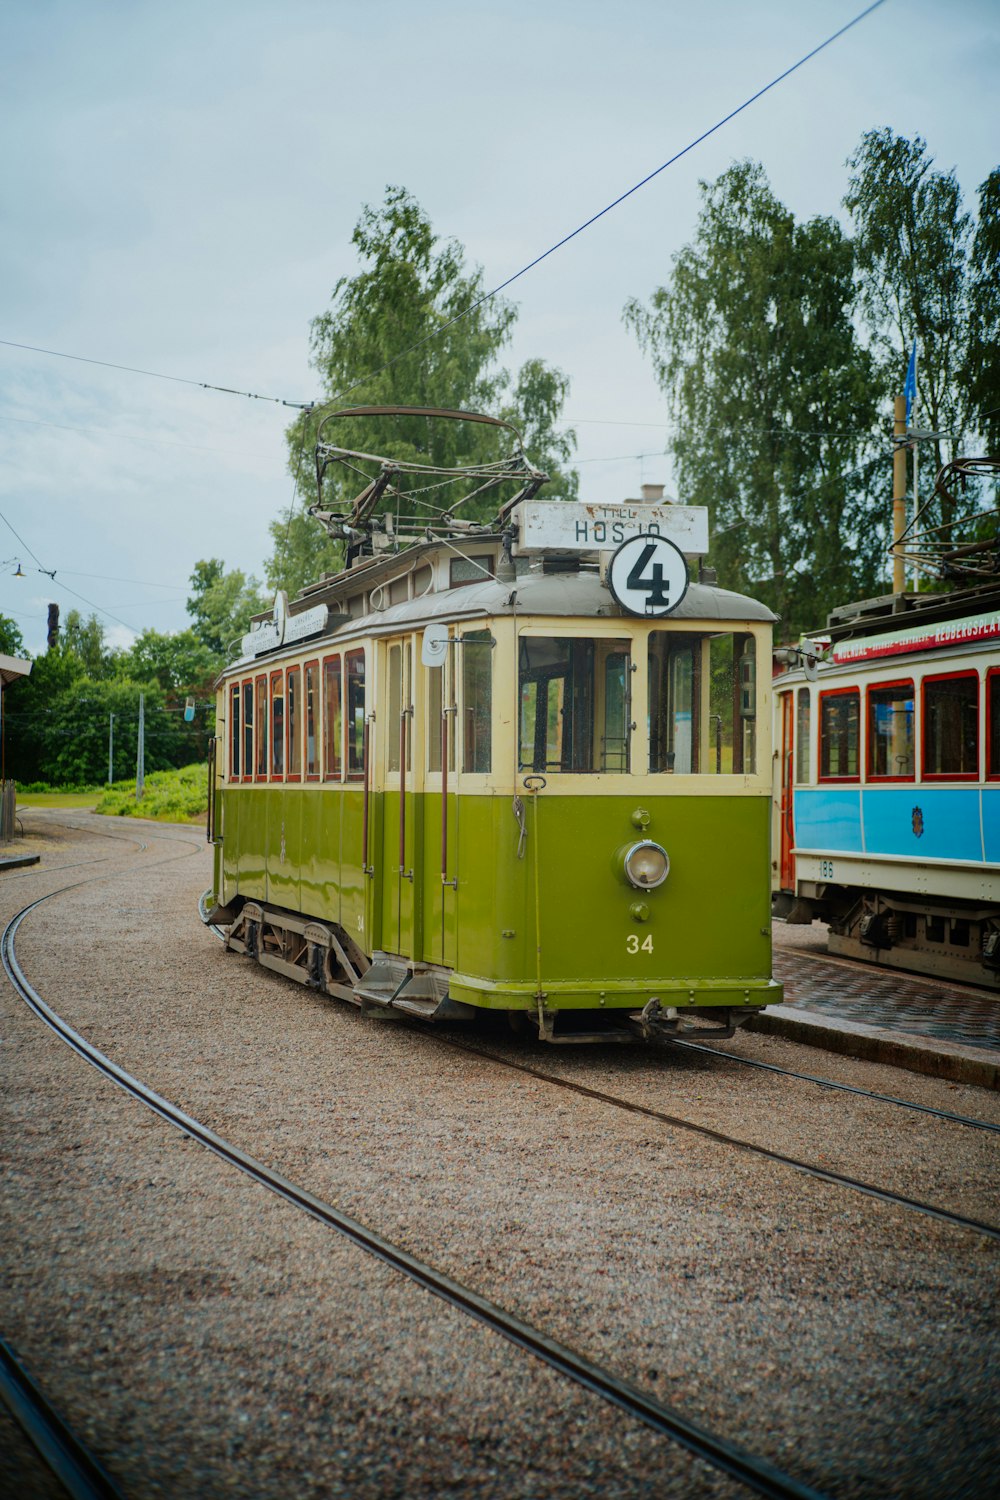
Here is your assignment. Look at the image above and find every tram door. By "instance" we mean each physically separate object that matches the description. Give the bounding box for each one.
[382,639,416,959]
[421,644,457,967]
[779,690,796,891]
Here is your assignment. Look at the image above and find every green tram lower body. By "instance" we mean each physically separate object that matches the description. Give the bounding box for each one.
[210,784,780,1043]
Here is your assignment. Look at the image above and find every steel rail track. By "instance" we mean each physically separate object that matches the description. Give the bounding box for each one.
[3,897,829,1500]
[201,918,1000,1241]
[435,1036,1000,1243]
[663,1037,1000,1134]
[0,1339,125,1500]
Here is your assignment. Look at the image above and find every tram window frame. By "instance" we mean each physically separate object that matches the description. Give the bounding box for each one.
[866,678,915,782]
[818,687,860,782]
[286,665,301,781]
[242,680,254,783]
[518,634,632,775]
[269,670,285,780]
[795,687,811,783]
[922,670,980,781]
[346,649,366,780]
[323,654,343,781]
[254,674,269,781]
[988,668,1000,781]
[427,649,456,775]
[462,630,493,774]
[229,683,240,780]
[304,659,320,780]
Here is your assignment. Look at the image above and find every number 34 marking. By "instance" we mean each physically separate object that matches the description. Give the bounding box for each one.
[626,934,654,954]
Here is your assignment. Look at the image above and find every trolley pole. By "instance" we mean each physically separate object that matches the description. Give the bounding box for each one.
[108,712,115,785]
[136,694,145,802]
[892,393,906,594]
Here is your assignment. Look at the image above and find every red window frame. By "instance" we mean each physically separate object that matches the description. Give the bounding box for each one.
[304,658,320,781]
[323,653,342,781]
[988,667,1000,781]
[818,686,860,783]
[921,670,980,782]
[865,678,915,783]
[269,669,285,781]
[286,665,301,782]
[241,679,254,783]
[229,682,241,781]
[255,674,269,781]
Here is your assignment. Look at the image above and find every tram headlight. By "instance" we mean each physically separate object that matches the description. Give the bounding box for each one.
[620,840,669,890]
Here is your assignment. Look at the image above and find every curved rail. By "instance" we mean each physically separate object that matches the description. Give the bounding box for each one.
[0,1338,124,1500]
[5,895,828,1500]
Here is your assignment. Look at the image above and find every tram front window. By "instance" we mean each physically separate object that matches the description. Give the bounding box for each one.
[518,637,631,773]
[648,631,756,774]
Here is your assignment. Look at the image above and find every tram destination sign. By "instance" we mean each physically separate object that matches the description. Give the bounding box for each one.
[513,501,709,556]
[241,591,328,659]
[607,534,689,618]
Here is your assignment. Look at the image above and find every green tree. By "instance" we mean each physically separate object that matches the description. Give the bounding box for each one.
[0,614,26,657]
[187,560,269,657]
[125,627,218,696]
[270,186,576,595]
[63,610,117,679]
[624,161,882,638]
[964,168,1000,457]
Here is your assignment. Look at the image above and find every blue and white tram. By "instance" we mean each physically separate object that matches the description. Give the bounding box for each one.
[772,587,1000,985]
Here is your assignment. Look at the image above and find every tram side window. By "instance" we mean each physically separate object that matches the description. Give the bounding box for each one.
[255,676,268,778]
[819,690,860,780]
[305,662,319,777]
[649,633,699,773]
[346,650,366,778]
[287,667,300,777]
[990,672,1000,779]
[463,631,493,774]
[795,688,811,782]
[323,656,342,780]
[270,672,284,776]
[230,684,240,779]
[924,673,978,778]
[427,655,456,775]
[518,636,631,773]
[868,681,914,779]
[242,681,253,778]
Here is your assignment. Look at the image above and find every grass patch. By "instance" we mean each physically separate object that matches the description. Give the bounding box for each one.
[16,790,102,810]
[94,763,208,823]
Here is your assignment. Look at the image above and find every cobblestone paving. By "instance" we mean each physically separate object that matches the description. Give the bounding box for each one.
[773,921,1000,1052]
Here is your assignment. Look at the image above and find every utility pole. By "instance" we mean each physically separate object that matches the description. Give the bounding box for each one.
[136,694,145,802]
[108,713,115,785]
[892,393,907,594]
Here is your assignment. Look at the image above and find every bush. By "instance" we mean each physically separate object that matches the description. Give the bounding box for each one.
[95,763,208,823]
[16,780,102,795]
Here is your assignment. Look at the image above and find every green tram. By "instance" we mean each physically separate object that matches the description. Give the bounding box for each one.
[206,522,781,1043]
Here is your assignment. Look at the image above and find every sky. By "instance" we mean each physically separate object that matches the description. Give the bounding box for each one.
[1,0,997,658]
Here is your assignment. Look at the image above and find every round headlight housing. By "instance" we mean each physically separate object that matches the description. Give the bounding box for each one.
[623,840,669,890]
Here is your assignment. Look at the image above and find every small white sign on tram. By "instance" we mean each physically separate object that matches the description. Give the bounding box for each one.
[607,535,689,618]
[513,501,709,556]
[241,591,328,658]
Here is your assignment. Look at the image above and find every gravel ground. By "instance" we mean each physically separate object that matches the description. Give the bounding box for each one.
[1,810,998,1499]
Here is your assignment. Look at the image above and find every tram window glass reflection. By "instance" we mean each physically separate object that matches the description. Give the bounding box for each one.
[255,676,268,778]
[819,690,860,780]
[242,681,253,779]
[923,673,978,778]
[519,636,631,773]
[270,672,284,776]
[287,667,300,777]
[795,688,811,782]
[346,651,366,778]
[649,633,699,773]
[463,631,493,773]
[428,654,456,775]
[323,656,342,780]
[867,681,914,779]
[989,671,1000,779]
[304,662,319,777]
[230,684,240,779]
[387,643,402,774]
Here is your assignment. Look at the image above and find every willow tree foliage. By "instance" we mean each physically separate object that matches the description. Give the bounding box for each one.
[269,187,576,598]
[624,161,882,638]
[964,167,1000,458]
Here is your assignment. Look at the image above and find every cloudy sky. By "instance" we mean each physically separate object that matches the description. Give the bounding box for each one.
[1,0,996,656]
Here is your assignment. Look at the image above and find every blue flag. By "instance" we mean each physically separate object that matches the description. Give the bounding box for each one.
[904,339,917,426]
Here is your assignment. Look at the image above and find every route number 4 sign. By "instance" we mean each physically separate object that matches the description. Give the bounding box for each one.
[607,535,690,618]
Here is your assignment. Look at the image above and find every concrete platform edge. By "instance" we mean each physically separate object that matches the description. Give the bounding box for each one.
[747,1004,1000,1092]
